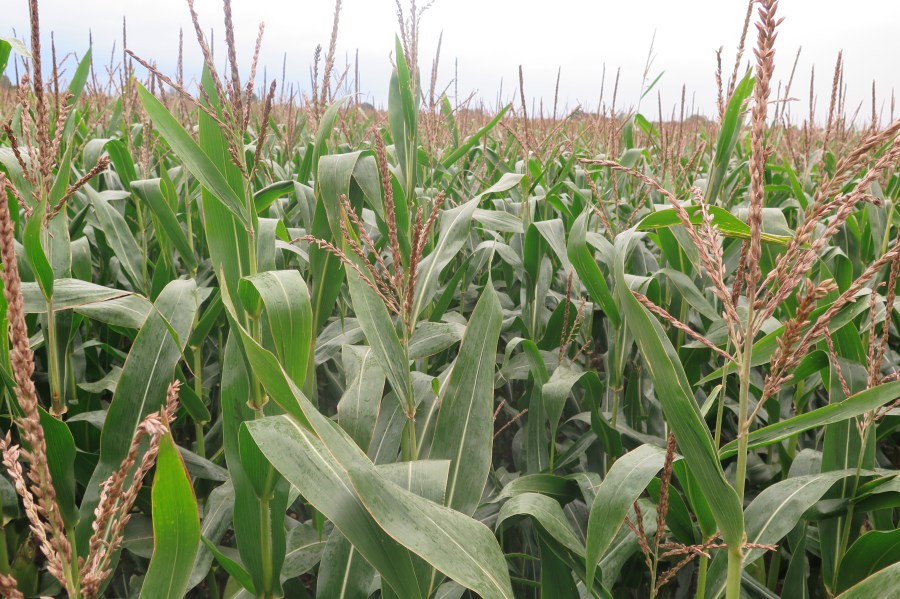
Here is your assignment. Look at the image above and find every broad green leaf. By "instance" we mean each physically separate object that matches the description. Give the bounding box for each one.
[132,178,198,270]
[706,470,860,598]
[77,279,198,546]
[836,529,900,592]
[87,186,146,292]
[495,474,580,503]
[706,72,753,204]
[246,416,427,598]
[197,68,252,317]
[541,365,602,452]
[408,321,465,360]
[281,523,327,579]
[346,269,414,414]
[429,280,502,515]
[317,150,375,240]
[636,204,792,245]
[23,206,53,298]
[411,174,521,323]
[137,83,249,226]
[238,270,313,388]
[313,96,350,167]
[347,439,514,599]
[316,531,374,599]
[236,303,512,598]
[202,537,257,595]
[585,443,665,583]
[410,198,478,321]
[187,481,235,592]
[39,408,77,527]
[139,432,201,599]
[497,492,584,557]
[220,335,288,597]
[20,278,151,328]
[337,346,385,450]
[254,180,294,214]
[836,562,900,598]
[440,104,510,168]
[568,211,621,326]
[719,381,900,458]
[614,232,743,549]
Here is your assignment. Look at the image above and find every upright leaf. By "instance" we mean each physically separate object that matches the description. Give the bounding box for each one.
[139,432,201,599]
[429,280,502,515]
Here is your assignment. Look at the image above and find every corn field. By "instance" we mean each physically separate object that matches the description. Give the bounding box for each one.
[0,0,899,597]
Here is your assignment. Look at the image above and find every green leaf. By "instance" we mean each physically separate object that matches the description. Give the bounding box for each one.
[196,68,252,316]
[411,174,522,322]
[87,187,146,292]
[187,481,235,591]
[614,232,744,549]
[313,97,350,168]
[836,562,900,598]
[132,178,198,270]
[497,492,585,557]
[254,180,294,214]
[219,335,288,597]
[440,105,510,168]
[238,270,313,388]
[20,278,151,329]
[346,269,414,414]
[337,346,385,450]
[137,82,249,226]
[429,280,502,515]
[246,416,426,598]
[568,211,621,326]
[408,321,465,360]
[139,432,201,599]
[23,207,53,298]
[585,444,665,583]
[201,537,257,595]
[719,381,900,458]
[541,365,602,452]
[316,531,374,599]
[636,204,792,245]
[236,303,512,597]
[77,279,198,547]
[39,408,77,527]
[706,470,860,598]
[706,72,753,204]
[836,529,900,593]
[410,198,478,320]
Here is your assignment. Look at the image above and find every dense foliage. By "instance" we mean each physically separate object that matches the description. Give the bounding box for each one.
[0,0,899,597]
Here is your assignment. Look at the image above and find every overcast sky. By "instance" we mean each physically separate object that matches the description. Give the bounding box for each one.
[5,0,900,121]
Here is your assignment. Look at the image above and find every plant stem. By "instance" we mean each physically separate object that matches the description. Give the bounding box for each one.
[206,568,220,599]
[402,414,418,461]
[735,345,752,501]
[194,346,206,458]
[609,324,626,427]
[134,198,149,292]
[833,416,873,588]
[766,549,781,591]
[695,555,708,599]
[725,547,743,599]
[728,305,755,599]
[45,302,65,416]
[258,494,274,599]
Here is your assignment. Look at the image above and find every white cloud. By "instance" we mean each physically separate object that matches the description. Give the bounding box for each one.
[5,0,899,121]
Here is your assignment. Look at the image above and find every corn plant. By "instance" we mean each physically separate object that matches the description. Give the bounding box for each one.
[1,0,899,597]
